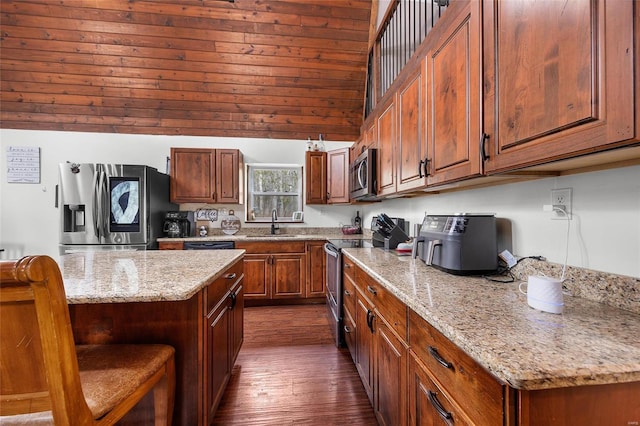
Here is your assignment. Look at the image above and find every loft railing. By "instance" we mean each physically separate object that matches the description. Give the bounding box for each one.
[364,0,450,119]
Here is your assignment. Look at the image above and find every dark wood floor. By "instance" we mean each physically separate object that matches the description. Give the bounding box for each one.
[212,304,378,425]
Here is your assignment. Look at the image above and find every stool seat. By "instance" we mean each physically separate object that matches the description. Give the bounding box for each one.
[0,256,175,425]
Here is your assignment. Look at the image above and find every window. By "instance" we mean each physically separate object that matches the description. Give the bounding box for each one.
[246,164,303,222]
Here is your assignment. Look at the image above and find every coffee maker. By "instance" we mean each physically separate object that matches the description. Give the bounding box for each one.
[163,211,195,238]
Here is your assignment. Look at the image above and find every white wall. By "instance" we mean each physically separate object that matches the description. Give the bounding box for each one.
[0,129,358,259]
[2,129,639,278]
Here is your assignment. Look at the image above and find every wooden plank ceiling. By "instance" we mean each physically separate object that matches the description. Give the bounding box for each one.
[0,0,372,141]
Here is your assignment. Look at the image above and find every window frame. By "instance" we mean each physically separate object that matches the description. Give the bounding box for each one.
[244,163,304,223]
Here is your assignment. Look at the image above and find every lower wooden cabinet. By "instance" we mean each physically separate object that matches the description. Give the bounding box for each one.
[69,259,244,426]
[235,240,308,301]
[205,275,243,421]
[306,241,326,297]
[408,354,473,425]
[348,261,409,425]
[375,316,409,426]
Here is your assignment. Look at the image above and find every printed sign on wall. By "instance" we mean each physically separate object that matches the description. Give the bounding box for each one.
[7,146,40,183]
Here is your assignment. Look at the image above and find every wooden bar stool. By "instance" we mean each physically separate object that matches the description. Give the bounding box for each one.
[0,255,175,425]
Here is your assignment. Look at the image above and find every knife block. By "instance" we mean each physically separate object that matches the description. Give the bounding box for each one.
[372,224,410,250]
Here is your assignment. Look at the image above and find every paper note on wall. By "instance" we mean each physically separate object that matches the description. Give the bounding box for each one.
[7,146,40,183]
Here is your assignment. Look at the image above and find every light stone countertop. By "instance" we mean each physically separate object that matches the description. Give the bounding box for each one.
[59,250,245,304]
[343,247,640,391]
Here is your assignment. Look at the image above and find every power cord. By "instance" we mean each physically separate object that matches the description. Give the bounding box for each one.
[483,255,546,283]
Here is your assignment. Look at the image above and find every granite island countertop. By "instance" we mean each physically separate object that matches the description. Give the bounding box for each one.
[343,247,640,391]
[59,249,245,304]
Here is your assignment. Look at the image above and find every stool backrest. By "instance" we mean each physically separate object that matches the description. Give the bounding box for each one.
[0,255,93,424]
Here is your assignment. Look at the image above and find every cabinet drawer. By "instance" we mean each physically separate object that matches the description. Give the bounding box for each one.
[342,272,356,317]
[235,241,305,254]
[206,260,243,314]
[342,256,356,281]
[409,309,504,425]
[355,265,407,342]
[159,241,184,250]
[409,354,472,425]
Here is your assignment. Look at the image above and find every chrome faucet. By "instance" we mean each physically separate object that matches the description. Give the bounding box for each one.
[271,209,280,235]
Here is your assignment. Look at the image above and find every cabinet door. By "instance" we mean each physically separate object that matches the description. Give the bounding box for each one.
[216,149,242,204]
[425,0,482,187]
[205,297,231,422]
[355,293,374,404]
[396,68,426,193]
[305,151,327,204]
[306,241,326,298]
[327,148,350,203]
[375,317,408,426]
[242,254,270,299]
[230,283,244,364]
[170,148,216,203]
[483,0,635,173]
[272,254,306,298]
[343,308,357,364]
[408,354,472,426]
[377,96,397,196]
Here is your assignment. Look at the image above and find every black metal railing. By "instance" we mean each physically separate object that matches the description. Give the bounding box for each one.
[364,0,450,118]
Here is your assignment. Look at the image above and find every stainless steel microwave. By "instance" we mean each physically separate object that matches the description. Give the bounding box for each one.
[350,148,377,200]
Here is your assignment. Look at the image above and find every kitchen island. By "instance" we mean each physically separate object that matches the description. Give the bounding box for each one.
[342,247,639,424]
[60,250,245,426]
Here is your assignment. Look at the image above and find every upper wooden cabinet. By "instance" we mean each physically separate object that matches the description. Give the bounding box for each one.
[425,0,483,186]
[305,151,327,204]
[170,148,243,204]
[327,148,350,204]
[377,96,397,197]
[396,67,426,193]
[305,148,350,205]
[482,0,637,173]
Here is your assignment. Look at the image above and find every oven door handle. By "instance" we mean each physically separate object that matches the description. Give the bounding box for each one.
[324,243,339,258]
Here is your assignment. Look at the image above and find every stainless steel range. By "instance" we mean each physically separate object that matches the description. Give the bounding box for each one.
[324,238,373,347]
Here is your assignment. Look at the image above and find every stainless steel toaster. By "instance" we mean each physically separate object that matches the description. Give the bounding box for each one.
[412,214,498,275]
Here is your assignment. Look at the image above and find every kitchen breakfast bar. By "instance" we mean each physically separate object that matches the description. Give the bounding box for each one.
[60,250,245,426]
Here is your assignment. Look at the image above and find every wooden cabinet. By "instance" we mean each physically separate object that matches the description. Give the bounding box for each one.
[216,149,243,204]
[424,0,482,186]
[327,148,350,203]
[170,148,242,204]
[305,149,350,204]
[482,0,637,173]
[348,260,409,425]
[204,263,245,423]
[396,67,427,193]
[305,151,327,204]
[69,259,244,426]
[306,241,326,298]
[354,290,375,403]
[377,96,397,197]
[408,309,506,425]
[235,241,307,301]
[158,241,184,250]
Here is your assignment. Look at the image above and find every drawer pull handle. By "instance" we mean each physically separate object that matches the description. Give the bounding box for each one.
[229,292,237,310]
[367,285,377,295]
[428,346,453,369]
[343,326,352,334]
[344,290,352,296]
[366,309,375,333]
[427,390,453,421]
[225,273,237,280]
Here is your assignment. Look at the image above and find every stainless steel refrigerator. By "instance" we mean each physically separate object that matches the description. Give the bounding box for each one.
[58,163,176,253]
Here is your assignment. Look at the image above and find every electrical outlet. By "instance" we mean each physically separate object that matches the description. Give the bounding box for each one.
[550,188,572,219]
